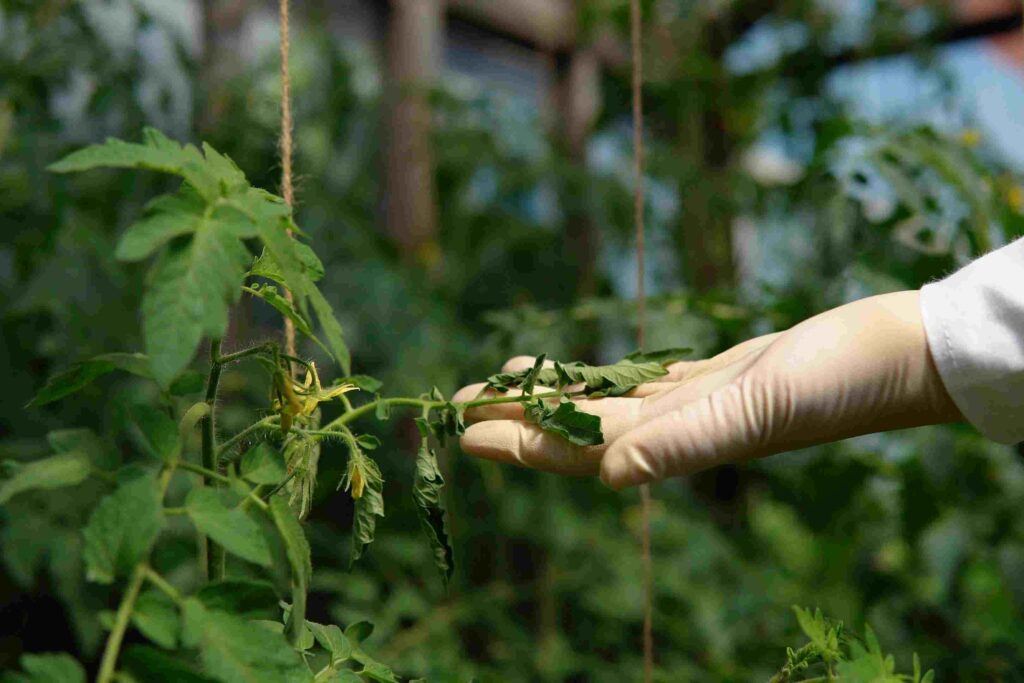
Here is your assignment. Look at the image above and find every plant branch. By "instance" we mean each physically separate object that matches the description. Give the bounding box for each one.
[96,564,147,683]
[143,566,184,605]
[218,416,279,462]
[214,342,276,365]
[202,339,225,581]
[178,461,232,485]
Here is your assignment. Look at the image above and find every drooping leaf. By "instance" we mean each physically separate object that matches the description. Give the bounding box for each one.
[196,579,280,620]
[623,347,693,365]
[26,352,151,407]
[82,470,164,584]
[523,398,603,446]
[180,599,311,683]
[121,645,214,683]
[185,488,272,567]
[248,241,324,284]
[129,404,181,463]
[413,444,453,584]
[342,453,385,566]
[0,452,92,505]
[240,443,287,485]
[520,354,547,395]
[7,653,86,683]
[486,357,669,396]
[131,590,179,649]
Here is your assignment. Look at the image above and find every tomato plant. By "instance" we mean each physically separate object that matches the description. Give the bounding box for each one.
[3,130,699,682]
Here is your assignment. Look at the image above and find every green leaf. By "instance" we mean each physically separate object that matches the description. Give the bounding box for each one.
[344,375,383,393]
[181,599,311,683]
[129,404,181,463]
[308,622,353,663]
[169,370,206,396]
[82,470,164,583]
[520,354,547,395]
[413,444,453,584]
[249,241,324,284]
[243,283,327,354]
[269,495,312,645]
[0,451,92,505]
[185,488,272,567]
[374,397,390,421]
[355,434,381,451]
[623,347,692,365]
[27,352,151,407]
[142,215,251,387]
[240,443,287,485]
[121,645,214,683]
[9,653,86,683]
[344,621,374,645]
[115,187,209,262]
[524,398,603,446]
[268,495,312,587]
[49,128,215,196]
[253,222,349,374]
[308,288,351,376]
[196,579,280,620]
[132,590,179,649]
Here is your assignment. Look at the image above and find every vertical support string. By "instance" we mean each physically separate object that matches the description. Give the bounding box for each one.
[630,0,654,680]
[278,0,297,364]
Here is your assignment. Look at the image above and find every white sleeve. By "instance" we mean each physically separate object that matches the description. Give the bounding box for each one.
[919,237,1024,444]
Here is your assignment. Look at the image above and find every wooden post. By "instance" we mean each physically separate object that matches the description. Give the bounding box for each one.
[383,0,443,256]
[555,46,602,300]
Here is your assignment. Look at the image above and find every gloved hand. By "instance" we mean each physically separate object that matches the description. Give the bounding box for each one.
[455,291,963,489]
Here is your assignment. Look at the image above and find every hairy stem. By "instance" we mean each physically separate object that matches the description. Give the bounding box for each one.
[96,564,146,683]
[203,339,225,581]
[178,461,232,485]
[218,416,279,463]
[215,342,275,365]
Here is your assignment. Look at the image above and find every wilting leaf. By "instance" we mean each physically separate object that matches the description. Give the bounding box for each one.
[308,621,353,664]
[524,398,603,446]
[413,444,453,584]
[623,347,692,365]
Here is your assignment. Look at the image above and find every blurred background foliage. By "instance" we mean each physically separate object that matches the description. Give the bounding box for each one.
[2,0,1024,680]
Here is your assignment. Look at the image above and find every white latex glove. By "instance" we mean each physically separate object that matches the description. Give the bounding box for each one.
[455,291,962,489]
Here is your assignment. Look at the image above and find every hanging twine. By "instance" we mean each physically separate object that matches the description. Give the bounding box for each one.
[278,0,297,364]
[630,0,654,679]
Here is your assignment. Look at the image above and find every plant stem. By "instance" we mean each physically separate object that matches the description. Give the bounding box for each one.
[215,342,275,365]
[321,390,582,432]
[178,461,232,485]
[143,565,184,605]
[202,339,225,581]
[96,563,146,683]
[218,416,278,463]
